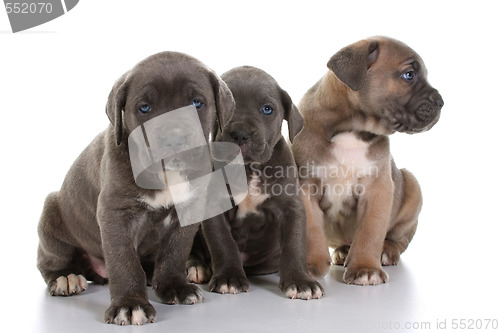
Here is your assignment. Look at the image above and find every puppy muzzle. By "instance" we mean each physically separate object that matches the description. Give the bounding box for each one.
[128,105,211,189]
[390,88,443,134]
[415,89,443,122]
[219,126,266,164]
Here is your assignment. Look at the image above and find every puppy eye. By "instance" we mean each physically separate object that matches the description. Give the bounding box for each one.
[192,98,204,109]
[402,71,415,81]
[260,105,274,115]
[139,103,151,113]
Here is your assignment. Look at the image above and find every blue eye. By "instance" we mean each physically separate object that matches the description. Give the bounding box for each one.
[260,105,274,115]
[192,99,204,109]
[402,71,415,81]
[139,103,151,113]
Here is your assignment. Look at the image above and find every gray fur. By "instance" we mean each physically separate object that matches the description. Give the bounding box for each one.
[190,66,324,300]
[37,51,235,325]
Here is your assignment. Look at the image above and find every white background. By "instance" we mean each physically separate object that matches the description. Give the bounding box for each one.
[1,1,499,332]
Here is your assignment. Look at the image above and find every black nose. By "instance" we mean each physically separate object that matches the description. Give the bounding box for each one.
[229,130,250,146]
[429,90,444,109]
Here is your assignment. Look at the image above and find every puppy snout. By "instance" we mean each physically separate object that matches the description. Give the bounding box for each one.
[415,104,437,122]
[229,130,251,146]
[162,133,188,150]
[429,90,444,109]
[415,90,443,123]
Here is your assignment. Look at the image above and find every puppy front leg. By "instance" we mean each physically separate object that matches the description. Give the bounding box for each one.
[344,172,393,286]
[98,206,155,325]
[302,189,331,278]
[278,196,324,300]
[202,214,249,294]
[152,218,204,305]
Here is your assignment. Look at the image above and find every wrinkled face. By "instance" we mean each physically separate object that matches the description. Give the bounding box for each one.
[360,41,444,134]
[218,68,285,164]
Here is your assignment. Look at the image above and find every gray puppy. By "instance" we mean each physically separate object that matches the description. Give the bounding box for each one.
[189,66,324,300]
[37,52,234,325]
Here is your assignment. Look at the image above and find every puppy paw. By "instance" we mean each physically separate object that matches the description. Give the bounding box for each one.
[280,278,324,300]
[332,245,350,266]
[208,274,249,294]
[105,303,156,325]
[381,241,401,266]
[344,264,388,286]
[48,274,88,296]
[186,264,212,284]
[307,255,331,279]
[155,281,205,305]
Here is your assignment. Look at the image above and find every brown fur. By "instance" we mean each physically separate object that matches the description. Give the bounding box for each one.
[292,36,443,285]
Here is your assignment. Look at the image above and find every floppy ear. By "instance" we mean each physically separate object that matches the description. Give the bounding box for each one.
[208,70,235,138]
[327,39,379,91]
[105,72,129,145]
[281,89,304,142]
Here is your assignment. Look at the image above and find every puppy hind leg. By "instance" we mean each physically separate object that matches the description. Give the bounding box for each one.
[332,245,350,266]
[381,240,403,266]
[37,193,88,296]
[186,231,212,284]
[186,257,212,284]
[383,169,421,266]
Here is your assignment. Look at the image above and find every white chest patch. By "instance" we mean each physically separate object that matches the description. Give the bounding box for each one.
[318,132,378,221]
[236,172,270,219]
[163,215,173,228]
[140,189,174,210]
[139,171,193,209]
[330,132,376,178]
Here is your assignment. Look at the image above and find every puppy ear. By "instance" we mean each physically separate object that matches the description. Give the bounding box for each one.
[327,39,379,91]
[281,89,304,142]
[209,70,235,137]
[105,72,129,145]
